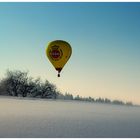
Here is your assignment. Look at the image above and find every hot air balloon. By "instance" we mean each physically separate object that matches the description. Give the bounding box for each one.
[46,40,72,77]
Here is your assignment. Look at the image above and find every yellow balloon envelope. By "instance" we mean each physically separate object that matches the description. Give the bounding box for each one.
[46,40,72,77]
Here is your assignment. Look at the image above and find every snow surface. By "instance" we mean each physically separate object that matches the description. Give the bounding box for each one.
[0,96,140,138]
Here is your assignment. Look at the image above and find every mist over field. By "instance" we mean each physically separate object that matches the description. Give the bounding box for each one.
[0,96,140,138]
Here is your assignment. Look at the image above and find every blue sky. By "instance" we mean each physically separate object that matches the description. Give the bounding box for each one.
[0,2,140,104]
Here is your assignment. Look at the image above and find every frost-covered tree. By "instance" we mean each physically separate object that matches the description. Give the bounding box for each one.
[0,70,28,96]
[64,92,73,100]
[0,70,59,99]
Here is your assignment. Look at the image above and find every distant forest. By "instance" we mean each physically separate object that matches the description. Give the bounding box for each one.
[0,70,133,106]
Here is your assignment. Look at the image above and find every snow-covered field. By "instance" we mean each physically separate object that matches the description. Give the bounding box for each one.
[0,96,140,138]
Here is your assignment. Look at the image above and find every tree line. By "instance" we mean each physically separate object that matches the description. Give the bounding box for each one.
[0,70,133,106]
